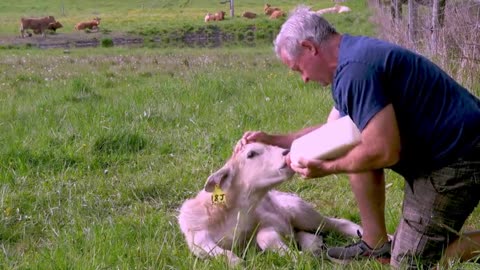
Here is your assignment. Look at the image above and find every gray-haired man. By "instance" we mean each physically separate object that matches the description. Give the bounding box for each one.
[237,5,480,269]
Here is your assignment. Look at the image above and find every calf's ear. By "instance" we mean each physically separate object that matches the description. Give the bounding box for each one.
[204,165,233,192]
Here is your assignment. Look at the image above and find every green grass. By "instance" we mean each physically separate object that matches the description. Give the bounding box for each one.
[0,0,479,269]
[1,46,479,269]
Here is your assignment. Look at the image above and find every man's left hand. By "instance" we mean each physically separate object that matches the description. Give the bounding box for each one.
[286,155,333,179]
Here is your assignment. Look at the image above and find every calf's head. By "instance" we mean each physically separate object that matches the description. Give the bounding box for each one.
[204,143,293,194]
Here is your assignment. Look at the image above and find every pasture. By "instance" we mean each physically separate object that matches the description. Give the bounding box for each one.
[0,0,374,49]
[0,0,479,269]
[0,0,374,34]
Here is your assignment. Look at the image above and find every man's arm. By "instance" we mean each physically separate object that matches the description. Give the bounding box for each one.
[236,123,324,151]
[236,107,339,152]
[336,104,400,171]
[271,106,340,148]
[269,123,325,148]
[292,104,401,177]
[327,106,341,123]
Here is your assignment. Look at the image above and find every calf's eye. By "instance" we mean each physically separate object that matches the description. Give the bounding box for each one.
[246,151,258,159]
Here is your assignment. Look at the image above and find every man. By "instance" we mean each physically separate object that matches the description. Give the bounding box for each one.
[235,5,480,269]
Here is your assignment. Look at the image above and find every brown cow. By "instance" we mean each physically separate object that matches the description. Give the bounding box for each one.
[264,4,281,15]
[205,11,226,22]
[214,11,226,21]
[269,10,285,19]
[242,11,257,19]
[28,21,63,37]
[20,16,57,38]
[33,21,63,34]
[75,17,101,31]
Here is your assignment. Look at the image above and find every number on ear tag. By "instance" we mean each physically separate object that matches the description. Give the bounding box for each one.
[211,184,226,205]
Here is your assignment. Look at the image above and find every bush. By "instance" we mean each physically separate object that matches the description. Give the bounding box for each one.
[101,38,114,47]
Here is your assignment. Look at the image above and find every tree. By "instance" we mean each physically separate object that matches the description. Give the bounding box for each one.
[408,0,419,50]
[430,0,446,54]
[388,0,447,51]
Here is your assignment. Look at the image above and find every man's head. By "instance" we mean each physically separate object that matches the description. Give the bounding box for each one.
[274,5,339,86]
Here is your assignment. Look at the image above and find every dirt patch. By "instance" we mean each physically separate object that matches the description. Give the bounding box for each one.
[0,31,145,49]
[0,25,265,49]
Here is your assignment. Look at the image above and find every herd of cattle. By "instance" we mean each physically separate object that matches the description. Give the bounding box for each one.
[205,3,351,22]
[19,3,352,38]
[205,4,287,22]
[19,15,101,38]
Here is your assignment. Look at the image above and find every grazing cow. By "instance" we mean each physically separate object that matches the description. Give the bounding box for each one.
[214,11,226,21]
[242,11,257,19]
[178,142,362,266]
[20,16,57,38]
[270,10,286,19]
[29,21,63,36]
[75,17,101,31]
[264,3,281,15]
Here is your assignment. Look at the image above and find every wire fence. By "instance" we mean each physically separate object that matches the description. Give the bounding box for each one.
[369,0,480,92]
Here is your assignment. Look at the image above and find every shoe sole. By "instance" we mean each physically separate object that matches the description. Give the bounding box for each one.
[326,253,391,265]
[325,253,353,265]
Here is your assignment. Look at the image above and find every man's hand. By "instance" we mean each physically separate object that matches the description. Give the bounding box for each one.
[234,131,271,153]
[286,155,333,179]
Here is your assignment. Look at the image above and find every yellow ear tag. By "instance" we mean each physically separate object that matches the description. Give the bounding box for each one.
[211,184,226,205]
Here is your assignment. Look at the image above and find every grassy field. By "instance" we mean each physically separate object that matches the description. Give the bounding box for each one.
[0,47,381,269]
[0,0,375,40]
[0,1,479,269]
[1,46,479,269]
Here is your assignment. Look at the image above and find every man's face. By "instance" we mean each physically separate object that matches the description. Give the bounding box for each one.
[280,42,331,87]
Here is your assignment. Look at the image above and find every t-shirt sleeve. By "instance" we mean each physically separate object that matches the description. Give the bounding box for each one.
[334,62,390,131]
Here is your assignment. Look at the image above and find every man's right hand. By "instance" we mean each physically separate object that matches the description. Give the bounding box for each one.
[234,131,271,153]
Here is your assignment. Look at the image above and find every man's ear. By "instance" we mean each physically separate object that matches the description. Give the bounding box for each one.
[204,165,233,192]
[300,40,318,55]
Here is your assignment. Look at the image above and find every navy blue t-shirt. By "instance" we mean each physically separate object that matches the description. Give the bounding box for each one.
[333,34,480,178]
